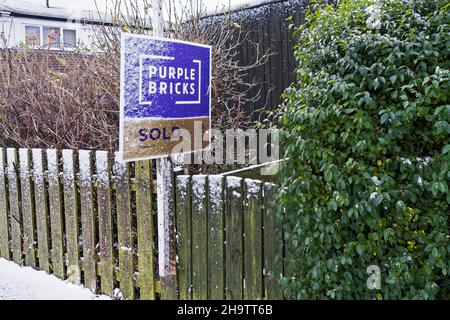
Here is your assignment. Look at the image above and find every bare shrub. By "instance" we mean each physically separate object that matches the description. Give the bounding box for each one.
[0,0,271,157]
[0,47,119,151]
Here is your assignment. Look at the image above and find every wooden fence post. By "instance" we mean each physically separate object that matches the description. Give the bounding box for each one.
[243,178,263,299]
[225,176,244,299]
[32,149,50,272]
[47,149,65,279]
[191,175,208,300]
[264,183,284,299]
[157,158,177,299]
[113,153,135,300]
[62,149,80,284]
[19,148,36,268]
[0,148,10,259]
[207,175,225,299]
[135,160,155,300]
[7,148,22,265]
[175,175,192,300]
[79,150,97,292]
[96,151,114,296]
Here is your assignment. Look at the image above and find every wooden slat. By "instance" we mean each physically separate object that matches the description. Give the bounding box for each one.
[79,150,97,292]
[191,175,208,300]
[263,4,273,111]
[47,149,65,279]
[62,150,80,284]
[269,6,279,113]
[0,148,10,258]
[264,183,283,299]
[19,148,36,268]
[96,151,114,296]
[273,7,284,110]
[32,149,50,272]
[225,176,243,299]
[7,148,22,264]
[207,175,225,300]
[113,153,134,300]
[135,160,155,300]
[243,179,263,299]
[176,175,192,300]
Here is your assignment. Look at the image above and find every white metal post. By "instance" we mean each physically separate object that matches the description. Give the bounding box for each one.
[153,0,177,299]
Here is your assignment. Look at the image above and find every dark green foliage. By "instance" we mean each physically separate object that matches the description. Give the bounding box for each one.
[277,0,450,299]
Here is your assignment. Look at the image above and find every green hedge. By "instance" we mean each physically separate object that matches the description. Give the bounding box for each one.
[277,0,449,299]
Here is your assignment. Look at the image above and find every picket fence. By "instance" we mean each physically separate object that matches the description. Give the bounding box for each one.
[0,147,284,300]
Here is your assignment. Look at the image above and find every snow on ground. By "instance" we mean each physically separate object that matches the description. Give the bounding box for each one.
[0,258,110,300]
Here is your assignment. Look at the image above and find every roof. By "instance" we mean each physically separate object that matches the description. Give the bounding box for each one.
[0,0,112,24]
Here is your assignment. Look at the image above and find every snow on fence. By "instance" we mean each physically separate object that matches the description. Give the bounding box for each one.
[175,175,283,299]
[0,147,284,300]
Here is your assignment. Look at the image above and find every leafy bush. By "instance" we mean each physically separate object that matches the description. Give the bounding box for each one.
[277,0,449,299]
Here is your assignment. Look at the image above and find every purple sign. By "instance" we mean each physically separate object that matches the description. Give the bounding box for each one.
[119,33,212,162]
[122,34,211,119]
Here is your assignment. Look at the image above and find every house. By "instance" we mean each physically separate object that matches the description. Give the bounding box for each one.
[0,0,112,50]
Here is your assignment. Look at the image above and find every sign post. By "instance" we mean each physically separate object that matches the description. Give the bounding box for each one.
[152,0,174,300]
[119,0,212,299]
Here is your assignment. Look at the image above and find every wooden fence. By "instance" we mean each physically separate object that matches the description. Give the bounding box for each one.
[0,147,284,299]
[175,175,283,300]
[201,0,309,122]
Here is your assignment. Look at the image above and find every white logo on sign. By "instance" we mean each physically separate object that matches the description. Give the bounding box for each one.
[139,55,201,105]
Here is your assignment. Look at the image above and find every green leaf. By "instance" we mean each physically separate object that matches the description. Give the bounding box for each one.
[443,145,450,155]
[356,244,363,256]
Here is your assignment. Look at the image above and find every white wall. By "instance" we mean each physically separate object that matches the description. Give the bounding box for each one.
[0,15,99,50]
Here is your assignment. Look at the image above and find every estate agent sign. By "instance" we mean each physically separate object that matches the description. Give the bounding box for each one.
[119,33,212,162]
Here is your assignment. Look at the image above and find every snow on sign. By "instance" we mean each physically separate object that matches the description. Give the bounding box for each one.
[119,33,212,162]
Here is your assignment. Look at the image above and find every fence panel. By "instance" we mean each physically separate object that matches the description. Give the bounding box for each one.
[0,147,284,300]
[175,174,284,300]
[201,0,307,122]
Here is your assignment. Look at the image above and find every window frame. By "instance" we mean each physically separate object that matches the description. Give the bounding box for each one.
[24,24,42,47]
[23,24,77,50]
[42,26,62,48]
[62,29,77,48]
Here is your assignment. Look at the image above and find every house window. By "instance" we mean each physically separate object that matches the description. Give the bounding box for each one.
[43,27,61,48]
[25,26,41,46]
[63,29,77,48]
[24,26,77,49]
